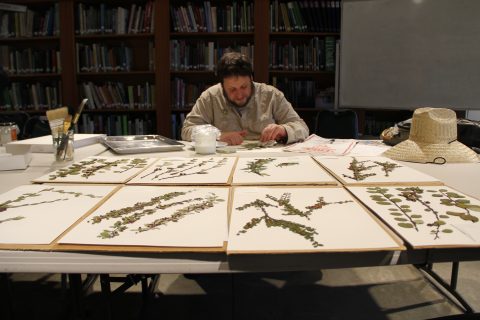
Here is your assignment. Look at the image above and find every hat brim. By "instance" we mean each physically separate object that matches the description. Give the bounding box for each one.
[382,139,479,164]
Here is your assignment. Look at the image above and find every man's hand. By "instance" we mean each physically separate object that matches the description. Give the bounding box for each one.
[260,124,286,142]
[220,130,247,145]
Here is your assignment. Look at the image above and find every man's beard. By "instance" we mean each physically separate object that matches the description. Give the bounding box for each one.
[222,82,254,108]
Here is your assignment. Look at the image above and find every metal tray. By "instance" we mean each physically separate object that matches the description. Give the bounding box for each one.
[102,135,184,154]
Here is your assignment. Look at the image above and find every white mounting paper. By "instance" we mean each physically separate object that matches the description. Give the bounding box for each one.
[0,184,116,244]
[127,157,236,185]
[60,186,229,247]
[227,187,401,253]
[232,156,336,185]
[348,186,480,248]
[32,156,158,184]
[314,156,441,185]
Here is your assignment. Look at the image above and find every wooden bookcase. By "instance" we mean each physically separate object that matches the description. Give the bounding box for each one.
[0,0,341,138]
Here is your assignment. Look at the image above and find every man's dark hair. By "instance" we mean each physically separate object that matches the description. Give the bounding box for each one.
[217,52,253,81]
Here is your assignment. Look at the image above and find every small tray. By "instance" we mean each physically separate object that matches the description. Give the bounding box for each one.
[102,135,184,154]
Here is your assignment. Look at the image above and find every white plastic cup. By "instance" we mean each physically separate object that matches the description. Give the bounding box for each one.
[194,131,217,154]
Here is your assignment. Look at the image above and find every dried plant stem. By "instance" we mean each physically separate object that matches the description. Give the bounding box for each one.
[343,157,377,181]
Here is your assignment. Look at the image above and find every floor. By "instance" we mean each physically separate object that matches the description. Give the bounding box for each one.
[2,262,480,320]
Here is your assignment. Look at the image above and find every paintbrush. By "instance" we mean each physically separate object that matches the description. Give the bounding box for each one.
[71,98,88,129]
[58,99,87,160]
[46,107,68,155]
[58,114,72,159]
[46,106,68,134]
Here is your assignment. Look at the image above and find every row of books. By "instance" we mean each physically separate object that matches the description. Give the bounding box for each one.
[78,113,155,136]
[170,1,254,33]
[170,40,254,71]
[171,78,210,109]
[270,0,340,33]
[269,36,336,71]
[272,78,316,107]
[0,46,61,74]
[75,1,154,35]
[76,43,146,73]
[0,4,59,38]
[0,81,62,111]
[80,81,155,110]
[171,112,187,140]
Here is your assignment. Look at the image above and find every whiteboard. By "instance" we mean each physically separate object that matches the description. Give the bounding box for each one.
[339,0,480,110]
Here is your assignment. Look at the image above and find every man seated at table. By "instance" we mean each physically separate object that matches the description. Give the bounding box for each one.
[181,52,309,145]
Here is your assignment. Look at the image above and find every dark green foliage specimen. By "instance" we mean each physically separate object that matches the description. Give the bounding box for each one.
[137,193,224,233]
[48,158,149,180]
[236,192,353,248]
[92,190,225,239]
[343,157,377,181]
[141,157,228,181]
[342,158,403,181]
[373,161,401,177]
[243,158,275,176]
[275,162,299,168]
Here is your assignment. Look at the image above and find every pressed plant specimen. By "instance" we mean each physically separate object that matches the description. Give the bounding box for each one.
[428,188,480,223]
[48,158,149,180]
[242,158,275,176]
[90,190,225,239]
[236,192,353,248]
[137,193,224,233]
[0,187,102,224]
[367,186,480,240]
[373,161,401,177]
[275,162,299,168]
[141,158,228,181]
[343,157,378,181]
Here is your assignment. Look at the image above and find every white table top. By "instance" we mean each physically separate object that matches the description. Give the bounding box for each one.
[1,140,479,273]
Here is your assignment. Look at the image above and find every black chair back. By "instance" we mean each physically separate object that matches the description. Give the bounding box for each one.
[314,109,358,139]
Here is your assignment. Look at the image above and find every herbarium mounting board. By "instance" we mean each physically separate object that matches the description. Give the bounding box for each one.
[227,186,402,253]
[313,156,442,185]
[127,157,237,185]
[347,186,480,248]
[0,184,117,246]
[32,156,158,184]
[59,186,229,249]
[232,156,337,185]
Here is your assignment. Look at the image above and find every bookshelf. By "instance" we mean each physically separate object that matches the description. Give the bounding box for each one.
[1,0,345,138]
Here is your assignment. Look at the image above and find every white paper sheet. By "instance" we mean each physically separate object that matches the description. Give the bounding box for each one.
[348,186,480,248]
[0,184,117,244]
[127,156,236,185]
[32,156,158,184]
[227,187,401,253]
[232,156,337,185]
[60,186,229,247]
[314,156,441,185]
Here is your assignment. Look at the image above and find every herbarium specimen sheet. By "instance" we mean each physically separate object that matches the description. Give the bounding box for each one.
[60,186,229,248]
[32,156,158,184]
[232,156,337,185]
[314,156,441,185]
[0,184,117,245]
[227,187,401,253]
[348,186,480,247]
[127,157,237,185]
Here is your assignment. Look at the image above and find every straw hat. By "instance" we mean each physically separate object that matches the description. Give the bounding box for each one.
[382,107,479,164]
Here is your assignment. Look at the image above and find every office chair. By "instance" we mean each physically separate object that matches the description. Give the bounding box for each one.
[23,115,50,139]
[314,109,359,139]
